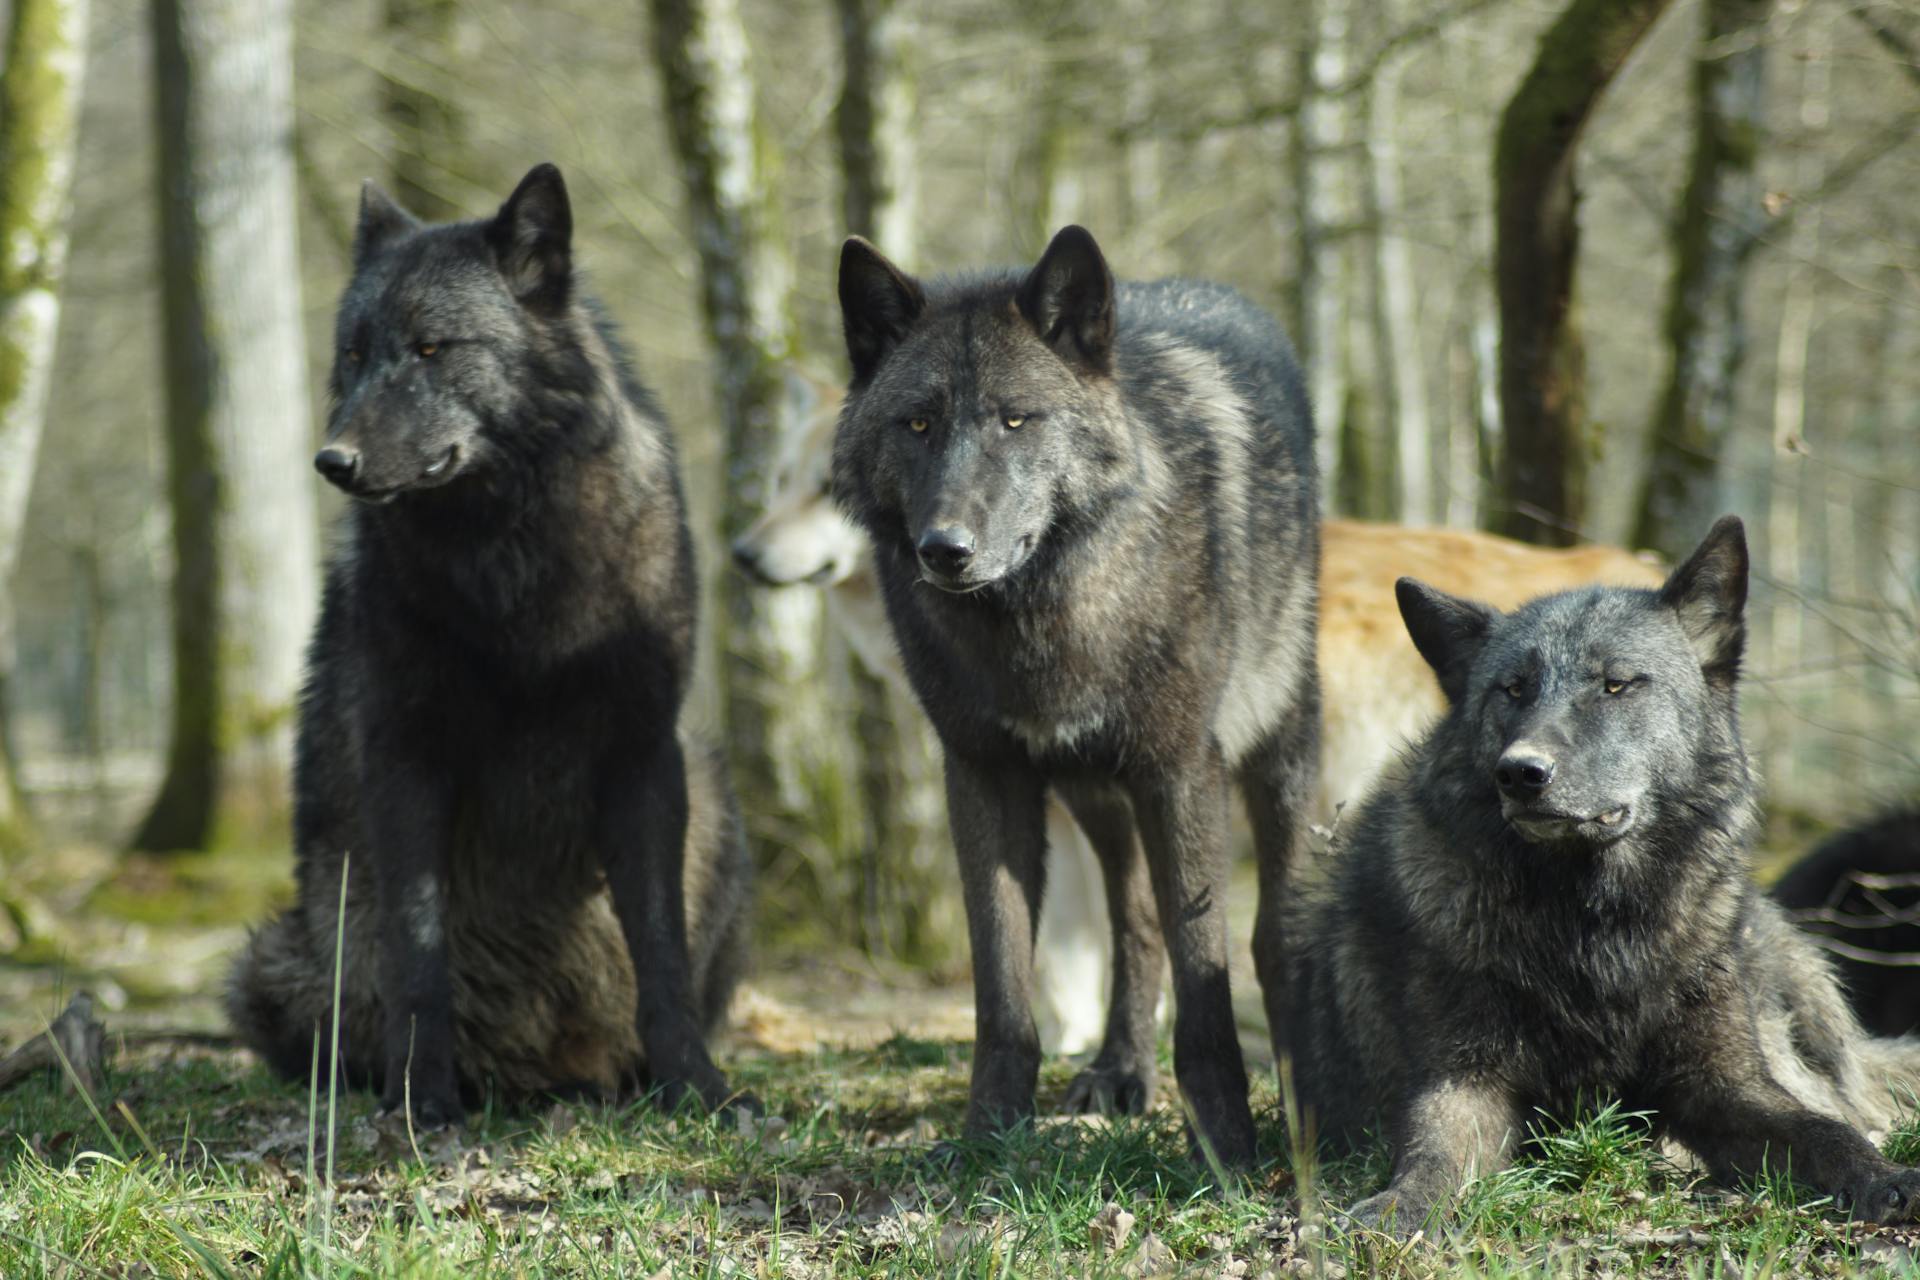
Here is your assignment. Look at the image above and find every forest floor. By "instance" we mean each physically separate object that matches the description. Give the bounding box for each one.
[3,840,1919,1277]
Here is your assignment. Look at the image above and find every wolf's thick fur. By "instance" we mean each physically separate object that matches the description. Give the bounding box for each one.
[1277,517,1920,1231]
[227,166,749,1124]
[832,227,1318,1164]
[1773,809,1920,1038]
[735,401,1661,1055]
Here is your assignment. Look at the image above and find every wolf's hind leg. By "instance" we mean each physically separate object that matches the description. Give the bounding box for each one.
[1240,689,1320,1071]
[1130,746,1256,1169]
[1055,780,1162,1116]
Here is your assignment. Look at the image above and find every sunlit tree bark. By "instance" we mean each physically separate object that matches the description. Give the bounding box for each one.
[0,0,91,852]
[134,0,318,852]
[648,0,842,866]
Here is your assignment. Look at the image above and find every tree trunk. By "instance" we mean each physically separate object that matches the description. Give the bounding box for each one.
[834,0,953,958]
[1365,60,1434,526]
[134,0,318,852]
[834,0,916,263]
[1764,7,1832,804]
[1631,0,1772,558]
[648,0,839,865]
[1290,0,1355,503]
[1493,0,1673,546]
[0,0,92,852]
[381,0,468,222]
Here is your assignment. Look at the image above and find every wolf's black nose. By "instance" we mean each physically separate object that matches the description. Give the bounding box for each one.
[1495,750,1555,795]
[315,447,360,487]
[917,527,975,575]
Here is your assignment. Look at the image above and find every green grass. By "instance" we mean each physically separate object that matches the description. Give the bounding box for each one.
[2,1040,1917,1278]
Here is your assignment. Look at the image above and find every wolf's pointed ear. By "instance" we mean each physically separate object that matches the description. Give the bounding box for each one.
[355,182,419,266]
[1659,515,1748,689]
[1016,225,1115,372]
[839,237,925,383]
[488,163,573,308]
[1396,578,1500,705]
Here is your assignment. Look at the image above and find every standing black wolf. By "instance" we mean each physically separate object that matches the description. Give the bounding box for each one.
[832,226,1319,1165]
[227,165,751,1126]
[1279,517,1920,1230]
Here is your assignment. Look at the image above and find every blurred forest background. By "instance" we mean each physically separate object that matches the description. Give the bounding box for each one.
[0,0,1915,977]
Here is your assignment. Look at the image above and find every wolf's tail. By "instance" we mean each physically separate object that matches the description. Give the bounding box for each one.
[225,910,329,1083]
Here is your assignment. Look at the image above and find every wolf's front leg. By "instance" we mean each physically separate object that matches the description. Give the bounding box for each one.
[599,734,737,1113]
[366,756,462,1129]
[946,751,1049,1140]
[1347,1079,1519,1235]
[1055,779,1162,1116]
[1130,747,1256,1170]
[1663,1078,1920,1222]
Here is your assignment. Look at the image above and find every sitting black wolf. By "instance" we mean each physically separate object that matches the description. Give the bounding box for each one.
[832,226,1319,1166]
[227,165,750,1126]
[1278,517,1920,1230]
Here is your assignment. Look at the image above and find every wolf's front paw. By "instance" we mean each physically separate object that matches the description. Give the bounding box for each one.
[1838,1167,1920,1223]
[1063,1059,1154,1116]
[1342,1190,1432,1238]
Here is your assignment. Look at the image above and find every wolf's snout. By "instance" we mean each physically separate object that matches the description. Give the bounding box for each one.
[916,527,975,576]
[1495,749,1555,796]
[315,446,360,488]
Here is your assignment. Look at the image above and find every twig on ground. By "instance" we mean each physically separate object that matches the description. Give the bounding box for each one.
[0,993,107,1098]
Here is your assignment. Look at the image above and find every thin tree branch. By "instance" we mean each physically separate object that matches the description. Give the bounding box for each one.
[1849,5,1920,93]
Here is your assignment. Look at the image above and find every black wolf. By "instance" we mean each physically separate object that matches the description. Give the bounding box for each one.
[227,165,750,1126]
[1773,809,1920,1037]
[1278,517,1920,1230]
[832,226,1319,1166]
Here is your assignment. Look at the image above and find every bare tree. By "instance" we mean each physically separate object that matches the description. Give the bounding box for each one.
[834,0,944,955]
[134,0,318,852]
[647,0,842,864]
[1632,0,1772,558]
[1492,0,1673,546]
[0,0,91,851]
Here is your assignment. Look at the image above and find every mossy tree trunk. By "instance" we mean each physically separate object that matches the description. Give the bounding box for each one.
[648,0,846,872]
[833,0,952,960]
[1631,0,1772,558]
[0,0,92,853]
[134,0,318,853]
[1492,0,1673,546]
[834,0,916,264]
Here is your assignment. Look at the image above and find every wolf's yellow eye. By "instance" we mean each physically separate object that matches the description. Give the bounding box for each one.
[345,348,362,364]
[1505,682,1524,700]
[417,342,439,358]
[1004,414,1025,429]
[1604,678,1627,695]
[908,417,928,433]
